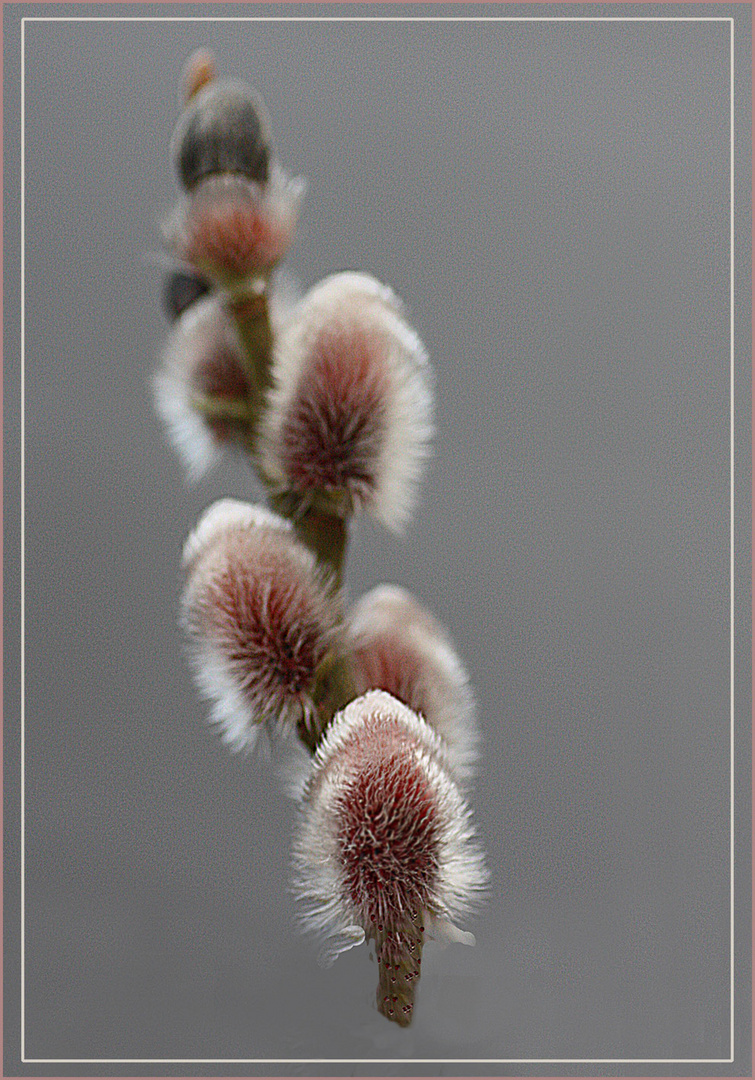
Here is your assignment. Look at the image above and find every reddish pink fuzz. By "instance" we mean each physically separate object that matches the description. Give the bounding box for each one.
[181,500,337,750]
[164,171,303,287]
[154,296,250,480]
[262,272,433,531]
[347,586,479,779]
[277,322,390,497]
[292,691,488,1025]
[335,735,440,930]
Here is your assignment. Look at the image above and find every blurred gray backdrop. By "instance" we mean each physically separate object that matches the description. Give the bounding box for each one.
[4,4,752,1075]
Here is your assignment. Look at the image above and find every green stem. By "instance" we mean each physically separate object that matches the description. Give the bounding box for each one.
[374,921,424,1027]
[225,288,274,448]
[227,284,358,755]
[190,392,251,424]
[293,507,349,591]
[269,491,349,590]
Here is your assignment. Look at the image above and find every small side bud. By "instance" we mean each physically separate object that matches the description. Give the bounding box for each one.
[292,690,487,1025]
[181,499,339,751]
[347,585,479,779]
[162,269,211,322]
[171,77,271,190]
[153,295,250,481]
[262,273,434,531]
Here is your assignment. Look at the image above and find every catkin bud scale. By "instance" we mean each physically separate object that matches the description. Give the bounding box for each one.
[171,77,271,190]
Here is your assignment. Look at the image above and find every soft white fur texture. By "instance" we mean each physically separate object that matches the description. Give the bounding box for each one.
[153,296,246,482]
[261,273,434,531]
[346,585,479,781]
[181,499,337,751]
[292,690,488,965]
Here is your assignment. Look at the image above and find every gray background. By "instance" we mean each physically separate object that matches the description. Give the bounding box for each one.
[4,4,752,1074]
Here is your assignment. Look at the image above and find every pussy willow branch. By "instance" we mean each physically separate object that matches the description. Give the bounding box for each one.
[162,56,487,1031]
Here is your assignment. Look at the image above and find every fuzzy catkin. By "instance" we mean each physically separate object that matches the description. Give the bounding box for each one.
[347,585,479,780]
[261,273,434,531]
[292,691,488,969]
[181,499,339,750]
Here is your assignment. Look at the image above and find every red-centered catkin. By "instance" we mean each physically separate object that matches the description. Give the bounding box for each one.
[292,690,487,1025]
[181,499,338,751]
[163,168,304,292]
[261,273,434,532]
[347,585,479,781]
[154,295,251,481]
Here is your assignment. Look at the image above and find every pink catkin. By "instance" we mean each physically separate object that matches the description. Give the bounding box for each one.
[333,720,441,930]
[154,296,251,480]
[351,635,426,718]
[347,586,479,778]
[293,691,488,1025]
[166,171,303,287]
[198,546,323,706]
[182,501,337,749]
[194,345,249,400]
[182,194,287,279]
[277,323,390,496]
[262,272,433,531]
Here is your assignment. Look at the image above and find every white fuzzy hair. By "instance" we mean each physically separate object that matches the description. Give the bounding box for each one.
[181,499,337,752]
[181,497,290,569]
[291,690,488,965]
[261,273,434,532]
[153,295,244,482]
[346,585,479,781]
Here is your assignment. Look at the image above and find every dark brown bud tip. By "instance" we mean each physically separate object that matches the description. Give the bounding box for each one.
[171,78,271,191]
[162,269,211,322]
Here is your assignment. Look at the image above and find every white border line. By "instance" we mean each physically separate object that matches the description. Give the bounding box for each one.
[20,14,26,1067]
[728,12,736,1065]
[19,13,737,1067]
[17,1059,737,1066]
[18,14,736,19]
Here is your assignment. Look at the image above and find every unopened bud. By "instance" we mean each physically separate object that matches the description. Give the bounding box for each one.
[162,268,211,322]
[347,586,478,780]
[292,690,487,1025]
[262,273,434,531]
[153,295,250,481]
[181,499,339,751]
[171,77,271,190]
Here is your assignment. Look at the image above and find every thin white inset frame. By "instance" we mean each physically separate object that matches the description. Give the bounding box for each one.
[19,13,737,1067]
